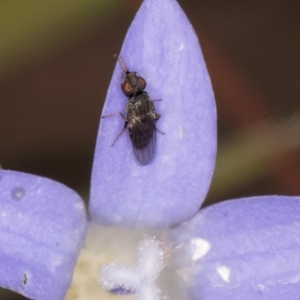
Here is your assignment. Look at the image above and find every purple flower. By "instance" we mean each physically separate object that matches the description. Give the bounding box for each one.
[90,0,300,299]
[0,170,87,300]
[0,0,298,299]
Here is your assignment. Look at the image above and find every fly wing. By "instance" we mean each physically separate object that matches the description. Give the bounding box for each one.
[129,115,157,165]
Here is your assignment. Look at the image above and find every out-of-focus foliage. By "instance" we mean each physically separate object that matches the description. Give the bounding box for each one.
[209,115,300,200]
[0,0,116,74]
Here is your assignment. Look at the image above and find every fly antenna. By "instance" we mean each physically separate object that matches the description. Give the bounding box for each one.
[114,54,129,73]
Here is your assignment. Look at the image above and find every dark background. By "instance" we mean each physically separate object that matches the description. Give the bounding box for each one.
[1,0,300,298]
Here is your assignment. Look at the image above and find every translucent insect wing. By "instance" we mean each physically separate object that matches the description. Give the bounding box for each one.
[130,116,157,165]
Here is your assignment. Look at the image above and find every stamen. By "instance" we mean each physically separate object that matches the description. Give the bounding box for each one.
[99,236,170,299]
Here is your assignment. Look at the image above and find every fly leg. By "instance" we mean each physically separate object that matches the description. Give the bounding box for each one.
[154,125,165,135]
[101,112,128,147]
[111,120,128,146]
[150,99,163,102]
[101,112,126,120]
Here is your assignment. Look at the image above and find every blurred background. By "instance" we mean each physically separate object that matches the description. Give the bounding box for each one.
[1,0,300,299]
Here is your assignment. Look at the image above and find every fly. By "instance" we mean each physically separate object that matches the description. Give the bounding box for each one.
[102,55,162,165]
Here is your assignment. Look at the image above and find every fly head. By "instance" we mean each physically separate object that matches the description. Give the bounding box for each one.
[115,55,146,97]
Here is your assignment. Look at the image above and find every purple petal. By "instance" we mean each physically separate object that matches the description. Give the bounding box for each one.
[169,196,300,300]
[90,0,216,228]
[0,170,87,300]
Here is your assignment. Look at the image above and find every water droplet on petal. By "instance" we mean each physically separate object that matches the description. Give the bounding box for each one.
[22,273,28,285]
[11,187,26,200]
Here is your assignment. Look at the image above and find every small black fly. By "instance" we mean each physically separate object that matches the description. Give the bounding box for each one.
[102,55,162,165]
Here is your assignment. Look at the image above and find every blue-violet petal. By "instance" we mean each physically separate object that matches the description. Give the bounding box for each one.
[169,196,300,300]
[0,170,87,300]
[90,0,216,228]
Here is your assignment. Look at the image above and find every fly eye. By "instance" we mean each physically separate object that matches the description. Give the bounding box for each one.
[138,77,146,89]
[121,81,132,96]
